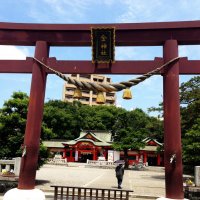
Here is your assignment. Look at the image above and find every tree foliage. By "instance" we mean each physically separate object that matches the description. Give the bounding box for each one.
[180,76,200,134]
[147,76,200,173]
[180,76,200,173]
[0,92,49,168]
[111,108,160,168]
[182,118,200,167]
[146,116,163,142]
[78,104,123,132]
[147,102,163,119]
[43,100,82,139]
[0,91,164,170]
[0,92,28,158]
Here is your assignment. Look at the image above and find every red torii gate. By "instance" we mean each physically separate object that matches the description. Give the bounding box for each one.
[0,21,200,199]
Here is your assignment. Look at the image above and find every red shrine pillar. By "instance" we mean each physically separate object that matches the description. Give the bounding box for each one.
[163,40,183,199]
[143,152,147,164]
[69,149,73,162]
[18,41,49,189]
[63,148,67,158]
[157,154,161,166]
[93,147,97,160]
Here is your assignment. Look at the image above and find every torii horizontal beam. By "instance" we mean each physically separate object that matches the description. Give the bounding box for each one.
[0,57,199,74]
[1,21,200,46]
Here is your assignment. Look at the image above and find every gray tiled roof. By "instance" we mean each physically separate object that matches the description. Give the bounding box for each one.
[43,141,67,148]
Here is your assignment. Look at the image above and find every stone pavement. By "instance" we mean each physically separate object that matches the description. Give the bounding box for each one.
[0,163,166,199]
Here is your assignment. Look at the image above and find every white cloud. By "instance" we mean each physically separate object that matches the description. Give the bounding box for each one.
[44,0,90,15]
[140,75,162,88]
[117,0,200,23]
[0,74,31,83]
[46,75,64,89]
[29,0,92,23]
[117,0,162,23]
[0,46,29,60]
[115,47,135,60]
[179,45,200,60]
[101,0,115,6]
[116,46,162,61]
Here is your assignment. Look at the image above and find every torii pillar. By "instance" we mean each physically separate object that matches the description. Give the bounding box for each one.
[3,41,49,200]
[163,40,184,199]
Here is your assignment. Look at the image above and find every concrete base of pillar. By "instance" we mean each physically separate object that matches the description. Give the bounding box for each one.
[3,188,45,200]
[156,198,188,200]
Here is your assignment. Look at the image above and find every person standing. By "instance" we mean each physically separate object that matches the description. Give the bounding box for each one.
[115,164,124,189]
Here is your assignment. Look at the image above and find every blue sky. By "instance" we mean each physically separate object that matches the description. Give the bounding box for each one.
[0,0,199,116]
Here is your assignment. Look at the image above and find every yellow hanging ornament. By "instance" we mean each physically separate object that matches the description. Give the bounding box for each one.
[73,88,82,99]
[96,92,105,104]
[122,88,132,99]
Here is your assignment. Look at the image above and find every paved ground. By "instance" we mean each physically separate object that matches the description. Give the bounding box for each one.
[0,163,166,199]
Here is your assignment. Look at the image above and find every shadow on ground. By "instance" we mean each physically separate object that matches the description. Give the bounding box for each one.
[35,179,50,186]
[151,175,165,180]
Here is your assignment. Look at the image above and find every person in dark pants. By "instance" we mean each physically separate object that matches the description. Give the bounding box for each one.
[115,164,124,189]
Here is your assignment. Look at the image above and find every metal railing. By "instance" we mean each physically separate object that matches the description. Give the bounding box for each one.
[51,185,133,200]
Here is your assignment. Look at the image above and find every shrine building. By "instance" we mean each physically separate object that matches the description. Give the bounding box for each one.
[43,130,163,166]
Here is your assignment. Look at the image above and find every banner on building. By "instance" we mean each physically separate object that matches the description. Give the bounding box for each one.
[75,151,78,161]
[107,150,120,162]
[108,150,114,162]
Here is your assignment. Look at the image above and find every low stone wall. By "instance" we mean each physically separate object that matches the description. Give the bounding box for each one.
[86,160,115,168]
[184,186,200,200]
[0,157,21,176]
[195,166,200,187]
[47,158,68,165]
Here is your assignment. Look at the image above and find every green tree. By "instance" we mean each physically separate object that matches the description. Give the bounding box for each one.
[0,91,50,168]
[79,105,124,132]
[146,116,163,142]
[112,109,149,168]
[148,102,163,119]
[43,100,82,139]
[182,118,200,172]
[180,76,200,134]
[0,92,28,158]
[78,104,103,130]
[180,76,200,173]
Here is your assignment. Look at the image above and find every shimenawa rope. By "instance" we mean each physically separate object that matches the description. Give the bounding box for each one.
[33,57,180,92]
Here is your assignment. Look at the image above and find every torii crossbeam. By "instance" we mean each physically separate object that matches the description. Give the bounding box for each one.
[0,21,200,200]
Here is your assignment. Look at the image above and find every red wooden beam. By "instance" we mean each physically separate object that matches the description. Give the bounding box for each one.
[0,57,199,74]
[0,57,32,73]
[46,57,164,75]
[179,57,200,74]
[1,21,200,46]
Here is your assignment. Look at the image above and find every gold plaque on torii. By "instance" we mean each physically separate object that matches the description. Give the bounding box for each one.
[91,27,115,64]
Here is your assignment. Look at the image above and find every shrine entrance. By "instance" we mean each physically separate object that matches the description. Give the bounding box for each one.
[62,131,111,162]
[0,21,200,199]
[79,152,93,163]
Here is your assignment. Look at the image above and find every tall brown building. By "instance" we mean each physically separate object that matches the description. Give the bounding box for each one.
[62,74,116,106]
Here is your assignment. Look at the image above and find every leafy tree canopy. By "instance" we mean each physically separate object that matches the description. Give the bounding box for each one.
[182,118,200,167]
[180,76,200,173]
[112,108,151,151]
[180,76,200,133]
[0,91,163,170]
[0,91,29,158]
[111,108,161,168]
[0,91,50,168]
[43,100,82,140]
